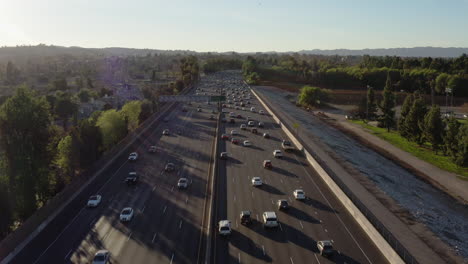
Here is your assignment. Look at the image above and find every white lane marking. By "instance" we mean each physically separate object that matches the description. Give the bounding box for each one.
[251,191,254,198]
[153,186,156,191]
[325,228,328,233]
[280,178,283,183]
[163,205,167,214]
[315,211,318,215]
[299,221,304,229]
[236,219,238,228]
[64,249,72,260]
[127,232,132,241]
[256,214,259,221]
[179,220,183,229]
[170,253,174,264]
[234,195,236,203]
[262,245,265,255]
[271,199,274,204]
[89,218,97,228]
[160,171,163,176]
[290,256,294,264]
[288,197,292,202]
[279,223,283,231]
[293,153,373,264]
[152,233,157,243]
[314,254,321,263]
[141,205,146,213]
[233,177,235,183]
[186,196,189,203]
[238,253,241,263]
[171,186,174,192]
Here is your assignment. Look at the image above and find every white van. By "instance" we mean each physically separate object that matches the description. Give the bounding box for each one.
[218,220,232,235]
[250,107,256,112]
[262,211,279,228]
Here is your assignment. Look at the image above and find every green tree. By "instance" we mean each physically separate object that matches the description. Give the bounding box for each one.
[298,86,330,107]
[245,72,260,85]
[404,97,427,144]
[52,78,68,91]
[444,117,460,158]
[77,119,102,168]
[366,86,377,120]
[455,124,468,167]
[422,105,444,152]
[0,184,13,237]
[55,134,79,184]
[139,100,153,123]
[96,109,127,149]
[379,73,396,132]
[0,87,53,218]
[54,93,78,129]
[435,73,450,94]
[398,94,414,139]
[76,77,84,89]
[120,101,142,131]
[77,89,91,103]
[6,61,20,85]
[86,77,94,88]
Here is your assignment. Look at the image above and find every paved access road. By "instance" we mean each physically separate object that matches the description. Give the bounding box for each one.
[212,71,388,264]
[9,81,219,264]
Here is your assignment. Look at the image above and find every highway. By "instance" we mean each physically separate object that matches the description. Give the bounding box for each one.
[9,79,219,263]
[212,71,388,264]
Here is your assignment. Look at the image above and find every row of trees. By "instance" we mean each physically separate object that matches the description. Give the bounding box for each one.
[0,86,154,238]
[202,58,242,74]
[242,56,260,84]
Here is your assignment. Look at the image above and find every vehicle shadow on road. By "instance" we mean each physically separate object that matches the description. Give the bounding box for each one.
[248,145,265,151]
[271,166,298,178]
[303,198,339,214]
[285,206,320,224]
[280,222,319,252]
[229,229,273,262]
[282,155,308,166]
[257,184,284,195]
[331,252,361,264]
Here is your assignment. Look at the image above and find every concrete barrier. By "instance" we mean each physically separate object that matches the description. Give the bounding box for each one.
[249,87,404,264]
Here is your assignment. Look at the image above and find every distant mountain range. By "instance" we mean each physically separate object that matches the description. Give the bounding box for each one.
[298,47,468,58]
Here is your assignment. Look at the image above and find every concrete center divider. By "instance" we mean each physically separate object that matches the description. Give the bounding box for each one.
[248,86,405,264]
[0,87,192,264]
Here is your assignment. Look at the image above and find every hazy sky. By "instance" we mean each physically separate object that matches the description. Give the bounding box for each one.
[1,0,467,52]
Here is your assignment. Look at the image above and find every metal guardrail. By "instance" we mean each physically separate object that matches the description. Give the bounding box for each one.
[252,88,418,264]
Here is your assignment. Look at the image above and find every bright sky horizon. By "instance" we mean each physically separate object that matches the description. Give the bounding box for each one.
[1,0,467,52]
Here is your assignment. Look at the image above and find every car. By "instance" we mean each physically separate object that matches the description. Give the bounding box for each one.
[251,177,262,186]
[240,210,252,225]
[248,121,255,127]
[165,163,175,172]
[243,140,252,147]
[221,134,229,140]
[277,199,289,210]
[229,112,235,117]
[240,124,247,130]
[209,115,215,120]
[259,110,265,115]
[282,140,294,151]
[247,101,251,104]
[220,152,229,160]
[258,122,264,128]
[148,146,157,153]
[120,207,134,222]
[236,114,242,118]
[221,117,227,123]
[162,129,170,135]
[235,106,240,110]
[177,178,188,189]
[262,211,279,228]
[125,172,138,185]
[231,138,239,144]
[247,116,252,121]
[317,240,334,257]
[263,160,272,169]
[250,107,256,112]
[294,189,306,200]
[229,118,235,124]
[92,250,110,264]
[240,102,245,107]
[231,130,239,135]
[263,133,270,139]
[128,152,138,161]
[273,150,283,158]
[87,195,102,207]
[218,220,232,236]
[197,108,202,112]
[251,128,258,134]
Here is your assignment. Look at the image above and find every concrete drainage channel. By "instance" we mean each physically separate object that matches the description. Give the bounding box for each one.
[248,85,406,264]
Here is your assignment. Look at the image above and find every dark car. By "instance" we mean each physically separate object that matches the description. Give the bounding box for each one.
[220,152,228,160]
[240,210,252,225]
[317,240,334,257]
[229,118,235,124]
[125,172,138,185]
[221,134,229,140]
[231,138,239,144]
[236,114,242,118]
[263,160,272,169]
[251,128,258,134]
[263,133,270,139]
[277,199,289,210]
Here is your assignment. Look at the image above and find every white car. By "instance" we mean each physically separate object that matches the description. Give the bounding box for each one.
[92,250,110,264]
[218,220,232,235]
[128,152,138,161]
[263,211,279,228]
[248,121,255,127]
[273,150,283,158]
[243,140,252,147]
[240,124,247,130]
[148,146,157,153]
[87,195,102,207]
[250,107,256,112]
[120,207,134,222]
[259,110,264,115]
[162,129,170,135]
[252,177,263,186]
[282,140,294,151]
[294,189,306,200]
[229,112,235,117]
[177,178,188,189]
[231,130,239,135]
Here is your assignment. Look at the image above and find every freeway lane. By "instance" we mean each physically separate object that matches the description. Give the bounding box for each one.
[213,71,388,264]
[10,83,218,264]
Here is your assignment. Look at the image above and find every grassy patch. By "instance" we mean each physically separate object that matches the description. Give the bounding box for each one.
[350,120,468,179]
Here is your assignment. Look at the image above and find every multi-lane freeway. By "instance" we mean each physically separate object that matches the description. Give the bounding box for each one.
[7,71,389,264]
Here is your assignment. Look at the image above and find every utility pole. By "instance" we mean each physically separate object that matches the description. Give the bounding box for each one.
[445,87,452,116]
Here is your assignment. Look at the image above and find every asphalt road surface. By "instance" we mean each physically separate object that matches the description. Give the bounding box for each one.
[9,81,218,264]
[212,71,388,264]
